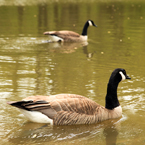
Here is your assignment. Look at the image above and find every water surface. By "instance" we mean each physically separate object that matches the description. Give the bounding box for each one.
[0,0,145,145]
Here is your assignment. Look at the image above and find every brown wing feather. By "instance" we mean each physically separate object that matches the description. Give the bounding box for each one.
[23,94,87,102]
[23,94,100,114]
[44,31,80,38]
[53,111,97,125]
[23,94,100,113]
[49,97,99,115]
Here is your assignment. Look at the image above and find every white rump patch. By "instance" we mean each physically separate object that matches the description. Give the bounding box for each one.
[48,35,63,42]
[88,20,93,26]
[119,71,126,81]
[19,109,53,125]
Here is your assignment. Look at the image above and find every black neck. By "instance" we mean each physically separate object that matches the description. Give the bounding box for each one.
[105,79,120,110]
[81,21,89,36]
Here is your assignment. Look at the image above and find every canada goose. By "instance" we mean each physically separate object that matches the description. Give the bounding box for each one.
[7,68,130,125]
[43,20,97,42]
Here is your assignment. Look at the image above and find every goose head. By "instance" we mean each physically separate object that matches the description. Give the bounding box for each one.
[87,20,97,27]
[110,68,131,83]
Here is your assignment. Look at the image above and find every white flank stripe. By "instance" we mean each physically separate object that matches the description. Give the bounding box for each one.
[19,109,53,124]
[48,35,63,42]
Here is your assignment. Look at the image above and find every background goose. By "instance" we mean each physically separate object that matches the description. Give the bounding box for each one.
[43,20,97,42]
[7,68,130,125]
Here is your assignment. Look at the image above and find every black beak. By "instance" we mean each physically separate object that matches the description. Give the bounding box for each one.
[126,75,131,79]
[94,24,97,27]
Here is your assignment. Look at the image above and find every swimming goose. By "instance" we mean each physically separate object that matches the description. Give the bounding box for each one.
[7,68,130,125]
[43,20,97,42]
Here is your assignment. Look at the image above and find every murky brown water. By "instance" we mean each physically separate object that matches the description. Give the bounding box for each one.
[0,0,145,145]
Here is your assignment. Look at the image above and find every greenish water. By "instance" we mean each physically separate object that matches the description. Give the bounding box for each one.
[0,0,145,145]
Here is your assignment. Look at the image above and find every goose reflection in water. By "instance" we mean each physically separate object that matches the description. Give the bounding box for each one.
[103,122,119,145]
[7,118,120,145]
[44,41,88,54]
[44,40,96,59]
[83,45,96,59]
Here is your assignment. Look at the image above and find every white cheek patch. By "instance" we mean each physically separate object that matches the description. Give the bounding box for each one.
[119,71,126,81]
[88,20,93,26]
